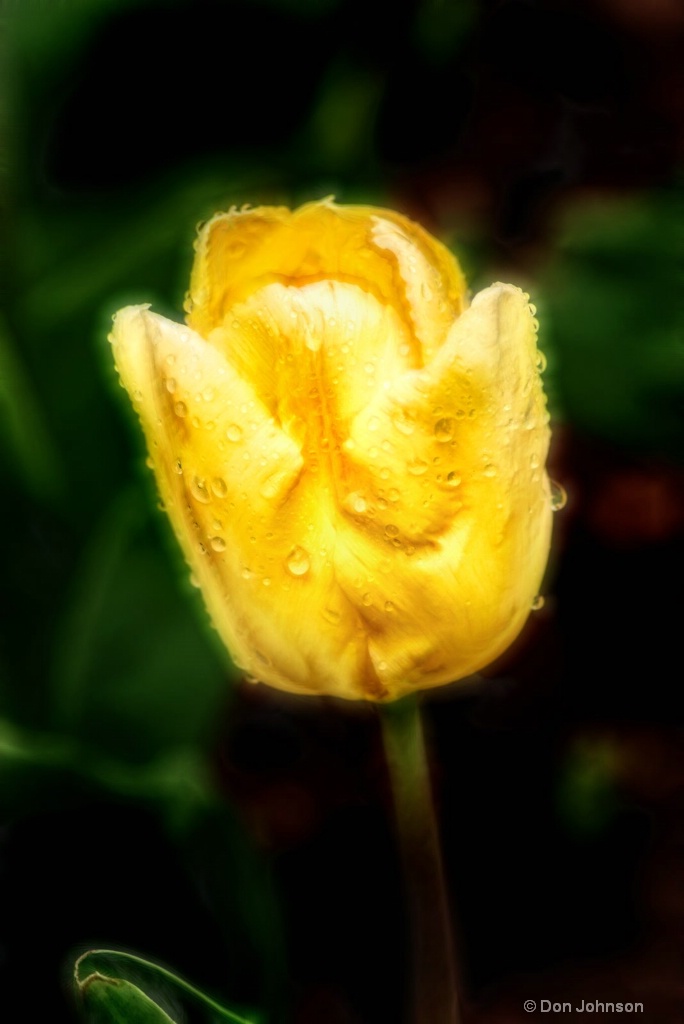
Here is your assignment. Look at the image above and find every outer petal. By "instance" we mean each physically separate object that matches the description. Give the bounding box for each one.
[325,284,552,696]
[186,200,467,369]
[111,306,389,699]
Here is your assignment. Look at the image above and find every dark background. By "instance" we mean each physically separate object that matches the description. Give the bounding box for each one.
[1,0,683,1021]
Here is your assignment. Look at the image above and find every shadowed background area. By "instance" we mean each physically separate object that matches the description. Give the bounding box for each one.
[1,0,683,1021]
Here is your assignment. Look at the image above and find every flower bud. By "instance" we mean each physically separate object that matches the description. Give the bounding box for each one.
[111,200,552,701]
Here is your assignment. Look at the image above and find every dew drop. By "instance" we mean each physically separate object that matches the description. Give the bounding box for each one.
[348,492,367,514]
[165,377,177,393]
[483,463,497,478]
[434,417,455,442]
[174,401,188,417]
[362,592,373,606]
[210,536,226,552]
[211,477,228,497]
[226,423,243,442]
[259,474,280,500]
[408,458,428,476]
[446,471,461,487]
[323,608,341,624]
[392,412,415,436]
[228,239,246,258]
[384,600,395,613]
[286,545,310,576]
[262,577,271,587]
[531,594,545,611]
[174,459,183,475]
[384,524,399,538]
[165,354,176,367]
[189,572,201,588]
[190,477,211,503]
[550,480,567,511]
[536,350,547,372]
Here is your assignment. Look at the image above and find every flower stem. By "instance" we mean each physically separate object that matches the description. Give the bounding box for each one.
[379,695,461,1024]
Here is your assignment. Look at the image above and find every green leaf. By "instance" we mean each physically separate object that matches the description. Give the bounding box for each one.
[79,974,178,1024]
[75,950,259,1024]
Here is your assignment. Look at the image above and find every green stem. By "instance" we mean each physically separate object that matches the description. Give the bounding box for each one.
[379,696,461,1024]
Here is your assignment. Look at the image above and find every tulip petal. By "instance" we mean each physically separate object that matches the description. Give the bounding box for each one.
[204,279,415,441]
[187,200,466,367]
[330,284,552,694]
[111,306,393,699]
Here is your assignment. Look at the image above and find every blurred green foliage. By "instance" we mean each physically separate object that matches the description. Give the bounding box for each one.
[540,190,684,457]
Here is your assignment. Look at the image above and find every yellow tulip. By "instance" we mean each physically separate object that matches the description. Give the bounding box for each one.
[111,199,552,701]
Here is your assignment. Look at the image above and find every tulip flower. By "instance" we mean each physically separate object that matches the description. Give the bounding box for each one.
[111,199,552,702]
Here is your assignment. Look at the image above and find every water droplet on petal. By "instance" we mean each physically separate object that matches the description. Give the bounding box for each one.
[392,411,415,436]
[323,608,340,624]
[384,524,399,538]
[346,491,367,514]
[228,240,246,258]
[550,480,567,511]
[190,477,211,503]
[536,350,547,372]
[226,423,243,442]
[211,477,228,497]
[483,463,497,478]
[384,600,395,612]
[286,545,310,576]
[174,459,183,475]
[210,536,226,552]
[259,474,281,500]
[446,471,461,487]
[165,377,177,393]
[362,592,373,606]
[531,594,545,610]
[408,458,428,476]
[434,417,455,442]
[174,401,188,417]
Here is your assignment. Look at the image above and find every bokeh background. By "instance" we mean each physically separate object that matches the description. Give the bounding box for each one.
[1,0,683,1021]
